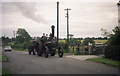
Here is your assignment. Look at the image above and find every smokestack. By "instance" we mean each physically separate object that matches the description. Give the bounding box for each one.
[51,25,55,37]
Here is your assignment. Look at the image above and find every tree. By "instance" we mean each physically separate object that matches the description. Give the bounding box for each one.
[83,37,95,46]
[101,28,111,38]
[2,36,11,46]
[12,28,32,49]
[108,26,120,46]
[16,28,31,43]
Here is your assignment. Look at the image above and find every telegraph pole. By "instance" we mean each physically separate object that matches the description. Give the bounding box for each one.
[57,2,59,47]
[64,8,71,51]
[13,30,15,38]
[117,1,120,27]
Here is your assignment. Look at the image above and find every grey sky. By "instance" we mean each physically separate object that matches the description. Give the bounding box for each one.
[1,0,119,38]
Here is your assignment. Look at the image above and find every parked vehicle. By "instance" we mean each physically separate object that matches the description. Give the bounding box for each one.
[4,46,12,52]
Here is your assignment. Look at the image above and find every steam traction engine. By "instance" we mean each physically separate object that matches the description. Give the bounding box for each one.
[28,25,63,58]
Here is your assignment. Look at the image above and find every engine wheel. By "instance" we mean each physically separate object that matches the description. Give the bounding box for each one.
[29,51,31,55]
[50,49,56,56]
[33,48,36,55]
[50,52,55,56]
[44,46,49,58]
[37,43,43,56]
[28,47,31,55]
[58,47,64,57]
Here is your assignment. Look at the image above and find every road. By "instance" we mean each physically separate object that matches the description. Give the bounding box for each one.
[3,50,118,74]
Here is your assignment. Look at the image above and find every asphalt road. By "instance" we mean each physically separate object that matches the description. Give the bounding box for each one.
[3,50,118,74]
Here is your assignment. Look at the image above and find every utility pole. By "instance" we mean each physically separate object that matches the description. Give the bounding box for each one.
[13,30,15,38]
[117,1,120,27]
[57,2,59,47]
[64,8,71,51]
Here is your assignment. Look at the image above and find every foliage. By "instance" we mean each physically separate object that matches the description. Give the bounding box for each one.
[0,52,6,62]
[0,56,6,62]
[2,69,12,75]
[63,50,69,53]
[58,42,65,47]
[11,28,32,50]
[83,37,95,46]
[16,28,31,43]
[106,26,120,46]
[87,58,120,68]
[13,48,28,52]
[2,36,12,47]
[101,28,111,37]
[104,26,120,60]
[105,46,119,60]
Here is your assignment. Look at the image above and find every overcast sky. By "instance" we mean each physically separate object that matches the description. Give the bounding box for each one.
[1,0,119,38]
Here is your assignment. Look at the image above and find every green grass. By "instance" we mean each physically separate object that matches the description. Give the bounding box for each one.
[0,51,6,62]
[2,56,6,61]
[2,69,12,75]
[13,48,28,52]
[0,51,2,55]
[87,58,120,68]
[0,56,6,62]
[0,52,6,61]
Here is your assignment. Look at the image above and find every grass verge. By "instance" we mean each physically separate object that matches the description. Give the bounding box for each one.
[0,56,7,62]
[87,58,120,68]
[2,69,12,75]
[0,51,6,62]
[13,48,28,52]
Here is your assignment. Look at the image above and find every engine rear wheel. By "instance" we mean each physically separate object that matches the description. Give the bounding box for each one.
[29,51,31,55]
[58,47,63,57]
[50,52,55,56]
[50,49,56,56]
[44,46,49,58]
[28,47,31,55]
[37,43,43,56]
[33,48,36,55]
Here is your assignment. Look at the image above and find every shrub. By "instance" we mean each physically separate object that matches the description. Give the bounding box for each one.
[104,45,120,60]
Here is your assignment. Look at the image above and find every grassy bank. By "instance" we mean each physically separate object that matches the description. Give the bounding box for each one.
[87,58,120,68]
[13,48,28,52]
[0,52,12,75]
[0,56,6,62]
[2,69,12,75]
[0,51,6,62]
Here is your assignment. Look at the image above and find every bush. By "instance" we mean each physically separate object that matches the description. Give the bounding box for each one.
[58,42,65,47]
[12,42,29,50]
[103,26,120,61]
[64,50,69,53]
[83,38,95,46]
[104,45,120,60]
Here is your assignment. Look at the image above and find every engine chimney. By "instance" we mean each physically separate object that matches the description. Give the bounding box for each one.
[51,25,55,37]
